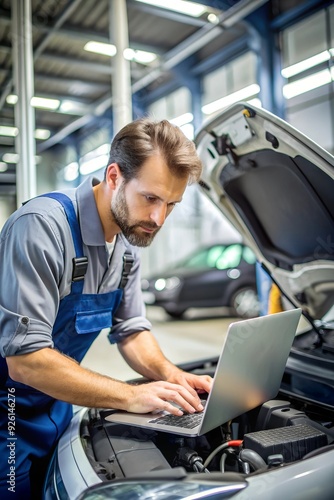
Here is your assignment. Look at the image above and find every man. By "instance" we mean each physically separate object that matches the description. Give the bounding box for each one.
[0,118,212,498]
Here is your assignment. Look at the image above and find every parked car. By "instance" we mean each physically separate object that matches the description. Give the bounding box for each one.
[141,242,260,318]
[44,103,334,499]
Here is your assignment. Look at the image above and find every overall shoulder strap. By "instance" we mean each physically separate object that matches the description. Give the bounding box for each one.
[41,193,88,285]
[119,251,134,289]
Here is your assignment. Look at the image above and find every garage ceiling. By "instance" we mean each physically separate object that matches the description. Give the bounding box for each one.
[0,0,324,193]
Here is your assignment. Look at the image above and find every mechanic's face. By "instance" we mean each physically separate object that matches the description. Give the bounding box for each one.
[111,154,188,247]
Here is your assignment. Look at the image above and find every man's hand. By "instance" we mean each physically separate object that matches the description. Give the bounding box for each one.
[125,379,208,415]
[166,370,213,396]
[118,330,213,414]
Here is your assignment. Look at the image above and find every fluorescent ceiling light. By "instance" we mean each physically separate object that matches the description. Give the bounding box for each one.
[59,99,89,115]
[31,96,60,110]
[94,143,110,156]
[135,0,207,17]
[281,50,331,78]
[283,69,331,99]
[6,94,18,105]
[59,101,77,113]
[207,13,219,24]
[180,123,194,140]
[80,154,108,175]
[85,41,157,65]
[123,48,157,64]
[84,41,117,57]
[0,125,51,140]
[170,112,193,127]
[2,153,41,164]
[202,83,260,115]
[7,94,60,110]
[82,143,109,163]
[64,162,79,182]
[35,129,51,140]
[0,126,18,137]
[3,153,19,163]
[246,97,262,108]
[79,143,110,175]
[0,126,50,140]
[0,162,8,172]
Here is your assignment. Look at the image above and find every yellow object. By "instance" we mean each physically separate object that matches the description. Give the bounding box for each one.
[268,283,284,314]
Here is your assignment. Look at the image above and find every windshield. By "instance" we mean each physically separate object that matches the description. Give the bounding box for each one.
[185,244,255,270]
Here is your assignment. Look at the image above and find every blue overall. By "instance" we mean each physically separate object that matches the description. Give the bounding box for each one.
[0,193,124,499]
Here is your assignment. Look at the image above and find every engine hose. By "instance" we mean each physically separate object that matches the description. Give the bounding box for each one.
[239,448,267,471]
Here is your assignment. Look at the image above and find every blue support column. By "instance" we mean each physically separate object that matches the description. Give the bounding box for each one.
[171,57,203,133]
[247,4,286,118]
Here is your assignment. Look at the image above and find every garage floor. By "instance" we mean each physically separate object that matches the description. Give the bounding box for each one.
[82,307,237,381]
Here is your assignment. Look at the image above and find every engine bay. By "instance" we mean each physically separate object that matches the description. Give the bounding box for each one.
[81,363,334,484]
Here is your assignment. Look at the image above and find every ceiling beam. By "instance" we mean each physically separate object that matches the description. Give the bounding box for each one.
[36,92,114,152]
[271,0,333,29]
[33,0,85,60]
[0,10,168,54]
[0,137,15,146]
[0,0,85,112]
[0,43,146,80]
[134,0,268,90]
[37,53,114,75]
[37,0,269,153]
[192,34,249,75]
[34,73,110,91]
[0,173,16,184]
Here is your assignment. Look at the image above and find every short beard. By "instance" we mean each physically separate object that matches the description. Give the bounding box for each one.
[111,182,160,247]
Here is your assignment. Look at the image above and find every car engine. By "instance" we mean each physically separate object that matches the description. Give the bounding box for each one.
[81,361,334,483]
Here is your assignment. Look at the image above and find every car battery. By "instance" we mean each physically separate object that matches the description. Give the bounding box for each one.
[243,424,328,463]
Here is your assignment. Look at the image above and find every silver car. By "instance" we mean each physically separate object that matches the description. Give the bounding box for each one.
[44,104,334,499]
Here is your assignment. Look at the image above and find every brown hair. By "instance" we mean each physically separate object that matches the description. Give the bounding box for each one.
[105,118,202,184]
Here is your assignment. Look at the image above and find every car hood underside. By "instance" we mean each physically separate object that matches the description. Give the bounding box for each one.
[195,102,334,321]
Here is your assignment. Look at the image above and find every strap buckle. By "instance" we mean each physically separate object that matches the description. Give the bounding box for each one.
[119,252,134,289]
[72,257,88,282]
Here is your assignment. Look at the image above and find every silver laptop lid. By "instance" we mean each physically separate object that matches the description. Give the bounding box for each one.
[105,309,301,436]
[199,308,301,434]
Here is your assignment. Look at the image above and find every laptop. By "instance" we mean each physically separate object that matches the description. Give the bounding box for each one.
[105,309,301,437]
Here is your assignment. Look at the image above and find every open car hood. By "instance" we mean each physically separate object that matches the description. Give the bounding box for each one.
[195,102,334,321]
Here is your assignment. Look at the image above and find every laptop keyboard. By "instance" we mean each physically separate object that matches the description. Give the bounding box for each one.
[149,400,206,429]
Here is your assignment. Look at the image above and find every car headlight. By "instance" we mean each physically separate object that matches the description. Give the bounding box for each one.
[155,277,181,291]
[227,268,241,280]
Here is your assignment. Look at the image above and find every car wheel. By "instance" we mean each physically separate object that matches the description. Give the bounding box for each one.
[165,308,186,319]
[231,287,260,319]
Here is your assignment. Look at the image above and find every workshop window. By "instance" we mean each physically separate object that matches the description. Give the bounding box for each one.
[201,52,258,118]
[148,87,194,139]
[281,7,334,155]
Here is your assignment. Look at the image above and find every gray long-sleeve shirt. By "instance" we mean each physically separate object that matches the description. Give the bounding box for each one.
[0,176,152,357]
